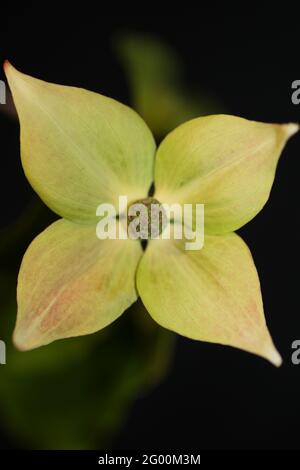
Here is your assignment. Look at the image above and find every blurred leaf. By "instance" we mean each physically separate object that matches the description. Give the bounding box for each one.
[114,33,222,137]
[0,273,174,449]
[0,196,56,266]
[0,195,173,452]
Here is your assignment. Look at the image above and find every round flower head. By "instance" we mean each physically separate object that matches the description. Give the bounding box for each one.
[5,61,299,365]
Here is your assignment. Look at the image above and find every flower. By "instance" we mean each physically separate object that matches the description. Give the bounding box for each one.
[4,62,298,365]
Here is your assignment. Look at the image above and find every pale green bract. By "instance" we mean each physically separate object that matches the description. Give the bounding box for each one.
[5,61,299,365]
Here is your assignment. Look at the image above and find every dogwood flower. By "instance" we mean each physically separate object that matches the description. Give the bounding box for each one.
[4,61,298,365]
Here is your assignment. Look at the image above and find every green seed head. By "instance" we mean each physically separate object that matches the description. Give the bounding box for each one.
[127,197,167,239]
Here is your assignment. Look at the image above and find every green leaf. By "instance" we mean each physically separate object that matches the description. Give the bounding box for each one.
[4,62,156,223]
[114,33,220,137]
[154,114,299,233]
[0,197,55,265]
[137,233,282,366]
[0,290,174,449]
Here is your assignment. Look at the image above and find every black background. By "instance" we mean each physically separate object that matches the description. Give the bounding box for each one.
[0,10,300,450]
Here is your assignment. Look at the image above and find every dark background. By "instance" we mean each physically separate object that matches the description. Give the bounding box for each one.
[0,10,299,450]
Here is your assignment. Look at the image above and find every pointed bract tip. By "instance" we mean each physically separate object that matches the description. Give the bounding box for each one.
[3,60,14,72]
[3,60,18,81]
[264,344,282,367]
[282,122,299,139]
[12,328,33,352]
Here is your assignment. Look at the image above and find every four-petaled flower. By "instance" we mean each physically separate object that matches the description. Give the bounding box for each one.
[4,61,299,365]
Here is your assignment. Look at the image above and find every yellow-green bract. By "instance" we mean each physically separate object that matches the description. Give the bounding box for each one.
[4,61,299,365]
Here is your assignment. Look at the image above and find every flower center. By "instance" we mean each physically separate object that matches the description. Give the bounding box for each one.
[127,197,167,239]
